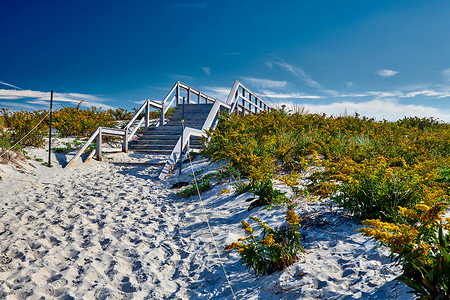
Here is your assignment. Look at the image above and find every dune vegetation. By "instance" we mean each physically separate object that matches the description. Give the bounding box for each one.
[204,109,450,297]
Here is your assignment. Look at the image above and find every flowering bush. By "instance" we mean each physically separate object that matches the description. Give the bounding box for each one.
[360,202,450,298]
[1,108,48,147]
[205,110,450,218]
[225,210,303,275]
[52,103,116,137]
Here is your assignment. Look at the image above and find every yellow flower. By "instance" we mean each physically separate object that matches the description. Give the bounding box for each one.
[241,220,254,234]
[225,242,243,251]
[286,210,301,226]
[415,204,430,211]
[219,188,231,195]
[262,234,275,246]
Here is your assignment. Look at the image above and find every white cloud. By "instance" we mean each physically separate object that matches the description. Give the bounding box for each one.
[0,101,38,110]
[376,69,399,78]
[442,68,450,81]
[201,86,230,101]
[300,98,450,122]
[241,77,287,89]
[0,89,115,109]
[201,67,211,75]
[321,89,450,99]
[0,81,22,90]
[269,60,322,88]
[345,81,353,87]
[259,90,322,99]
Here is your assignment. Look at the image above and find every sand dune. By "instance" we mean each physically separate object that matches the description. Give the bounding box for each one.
[0,149,413,299]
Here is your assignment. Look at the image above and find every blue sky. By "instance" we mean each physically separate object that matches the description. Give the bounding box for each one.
[1,0,450,121]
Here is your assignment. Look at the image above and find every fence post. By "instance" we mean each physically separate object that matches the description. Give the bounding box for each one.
[48,90,53,167]
[97,128,102,162]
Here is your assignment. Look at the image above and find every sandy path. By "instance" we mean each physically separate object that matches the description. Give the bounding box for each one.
[0,155,210,299]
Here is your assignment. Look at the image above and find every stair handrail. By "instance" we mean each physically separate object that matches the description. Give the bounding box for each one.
[158,99,231,180]
[227,79,272,114]
[159,80,271,179]
[159,81,220,125]
[65,98,161,168]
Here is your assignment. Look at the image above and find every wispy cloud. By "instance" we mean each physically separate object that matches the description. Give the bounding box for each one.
[0,80,22,90]
[376,69,399,78]
[329,89,450,99]
[241,77,287,89]
[0,101,38,110]
[201,67,211,76]
[201,86,230,101]
[0,89,115,110]
[345,81,353,88]
[259,90,322,99]
[269,60,322,88]
[292,99,450,122]
[442,68,450,81]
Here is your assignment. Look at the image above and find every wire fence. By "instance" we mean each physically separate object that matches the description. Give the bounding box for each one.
[0,112,50,160]
[182,121,238,299]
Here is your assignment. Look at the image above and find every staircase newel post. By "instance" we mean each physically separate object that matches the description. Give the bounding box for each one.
[97,128,103,162]
[123,128,128,153]
[145,100,150,129]
[179,96,185,175]
[160,102,165,126]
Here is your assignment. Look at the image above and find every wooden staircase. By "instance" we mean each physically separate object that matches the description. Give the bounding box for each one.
[129,103,214,155]
[65,80,272,180]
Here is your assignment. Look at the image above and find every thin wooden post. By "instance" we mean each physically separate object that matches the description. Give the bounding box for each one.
[187,87,191,104]
[160,101,165,125]
[179,97,185,174]
[145,100,149,129]
[176,82,180,106]
[123,129,128,153]
[48,90,53,167]
[97,128,102,161]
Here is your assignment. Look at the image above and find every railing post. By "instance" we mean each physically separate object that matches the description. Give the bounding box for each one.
[187,87,191,104]
[145,100,149,130]
[179,96,186,174]
[123,128,128,153]
[176,82,180,106]
[97,127,103,162]
[160,101,165,125]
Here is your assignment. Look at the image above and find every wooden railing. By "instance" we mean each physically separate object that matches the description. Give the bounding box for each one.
[65,82,220,168]
[65,98,160,168]
[158,80,272,179]
[65,80,271,171]
[158,99,230,179]
[226,80,272,115]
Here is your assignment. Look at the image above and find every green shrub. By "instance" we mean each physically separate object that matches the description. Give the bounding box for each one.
[360,203,450,298]
[0,108,48,147]
[225,210,303,275]
[397,227,450,299]
[247,179,290,211]
[177,172,212,198]
[52,102,116,137]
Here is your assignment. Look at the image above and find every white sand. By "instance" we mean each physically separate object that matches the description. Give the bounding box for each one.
[0,147,414,299]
